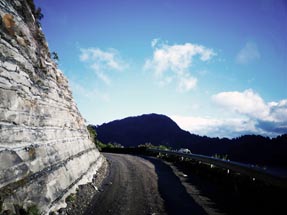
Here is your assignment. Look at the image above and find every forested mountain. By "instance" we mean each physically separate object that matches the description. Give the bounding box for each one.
[93,114,287,166]
[95,114,193,148]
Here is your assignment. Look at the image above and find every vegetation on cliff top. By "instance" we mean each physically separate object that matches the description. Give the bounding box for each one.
[87,125,120,151]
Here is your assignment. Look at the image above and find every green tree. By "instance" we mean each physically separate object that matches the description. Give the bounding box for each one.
[87,125,97,143]
[35,7,44,20]
[87,125,107,151]
[51,51,59,63]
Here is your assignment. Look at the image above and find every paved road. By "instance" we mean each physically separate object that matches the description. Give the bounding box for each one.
[84,153,207,215]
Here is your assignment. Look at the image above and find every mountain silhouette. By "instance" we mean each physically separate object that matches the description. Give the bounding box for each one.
[95,113,192,148]
[94,113,287,166]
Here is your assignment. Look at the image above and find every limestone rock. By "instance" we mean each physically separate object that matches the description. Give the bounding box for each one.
[0,0,104,214]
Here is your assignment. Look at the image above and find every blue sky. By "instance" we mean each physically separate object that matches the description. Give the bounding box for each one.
[34,0,287,138]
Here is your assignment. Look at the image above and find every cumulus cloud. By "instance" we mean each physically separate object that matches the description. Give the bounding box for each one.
[236,42,260,64]
[170,90,287,137]
[80,48,128,85]
[268,100,287,122]
[170,115,256,138]
[144,39,216,92]
[177,74,197,92]
[212,89,287,135]
[212,89,269,119]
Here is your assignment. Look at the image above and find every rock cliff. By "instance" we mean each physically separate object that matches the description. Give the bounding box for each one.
[0,0,104,213]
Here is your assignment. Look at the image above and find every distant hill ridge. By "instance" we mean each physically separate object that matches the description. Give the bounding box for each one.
[95,113,192,147]
[93,113,287,166]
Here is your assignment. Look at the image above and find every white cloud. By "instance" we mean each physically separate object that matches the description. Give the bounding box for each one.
[80,48,128,85]
[170,115,256,138]
[236,42,260,64]
[177,74,197,92]
[212,89,287,135]
[70,81,110,102]
[171,115,221,132]
[144,40,216,92]
[268,100,287,121]
[170,90,287,137]
[212,89,269,119]
[91,64,111,85]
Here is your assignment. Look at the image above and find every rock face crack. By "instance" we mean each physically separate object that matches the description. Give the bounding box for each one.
[0,147,98,197]
[0,0,103,214]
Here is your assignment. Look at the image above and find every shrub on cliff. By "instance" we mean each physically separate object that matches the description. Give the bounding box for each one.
[34,7,43,20]
[51,51,59,63]
[87,125,106,151]
[27,0,43,20]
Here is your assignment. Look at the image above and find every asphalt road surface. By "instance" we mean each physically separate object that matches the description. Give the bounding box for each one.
[84,153,209,215]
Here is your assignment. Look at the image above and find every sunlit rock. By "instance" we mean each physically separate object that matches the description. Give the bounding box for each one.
[0,0,104,213]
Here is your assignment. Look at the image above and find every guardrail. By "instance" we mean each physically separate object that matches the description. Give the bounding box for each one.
[148,148,287,189]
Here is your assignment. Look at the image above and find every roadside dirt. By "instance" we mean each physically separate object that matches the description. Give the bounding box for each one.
[60,156,109,215]
[61,153,285,215]
[84,153,208,215]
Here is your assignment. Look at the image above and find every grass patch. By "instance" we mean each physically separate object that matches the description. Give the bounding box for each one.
[26,204,40,215]
[66,193,76,203]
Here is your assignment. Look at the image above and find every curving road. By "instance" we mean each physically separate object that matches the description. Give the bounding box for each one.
[84,153,208,215]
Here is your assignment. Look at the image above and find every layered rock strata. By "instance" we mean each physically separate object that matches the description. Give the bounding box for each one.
[0,0,104,213]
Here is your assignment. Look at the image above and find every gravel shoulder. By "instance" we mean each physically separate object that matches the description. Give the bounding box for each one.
[60,155,109,215]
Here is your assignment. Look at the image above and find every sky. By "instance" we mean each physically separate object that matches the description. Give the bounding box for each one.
[34,0,287,138]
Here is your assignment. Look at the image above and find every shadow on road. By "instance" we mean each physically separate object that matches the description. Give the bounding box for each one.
[168,159,286,215]
[145,156,207,215]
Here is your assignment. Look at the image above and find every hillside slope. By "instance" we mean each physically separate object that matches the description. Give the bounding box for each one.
[96,114,192,148]
[95,114,287,166]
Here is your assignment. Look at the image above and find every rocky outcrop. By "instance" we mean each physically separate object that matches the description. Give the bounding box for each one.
[0,0,104,213]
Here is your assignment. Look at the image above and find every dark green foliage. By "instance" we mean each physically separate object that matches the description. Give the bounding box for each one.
[138,142,171,151]
[34,7,44,20]
[138,142,155,148]
[66,194,76,203]
[1,204,40,215]
[96,141,108,151]
[87,125,97,143]
[157,145,171,150]
[26,0,43,21]
[95,142,124,151]
[87,125,106,151]
[213,154,229,160]
[51,51,59,62]
[26,205,40,215]
[106,142,123,149]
